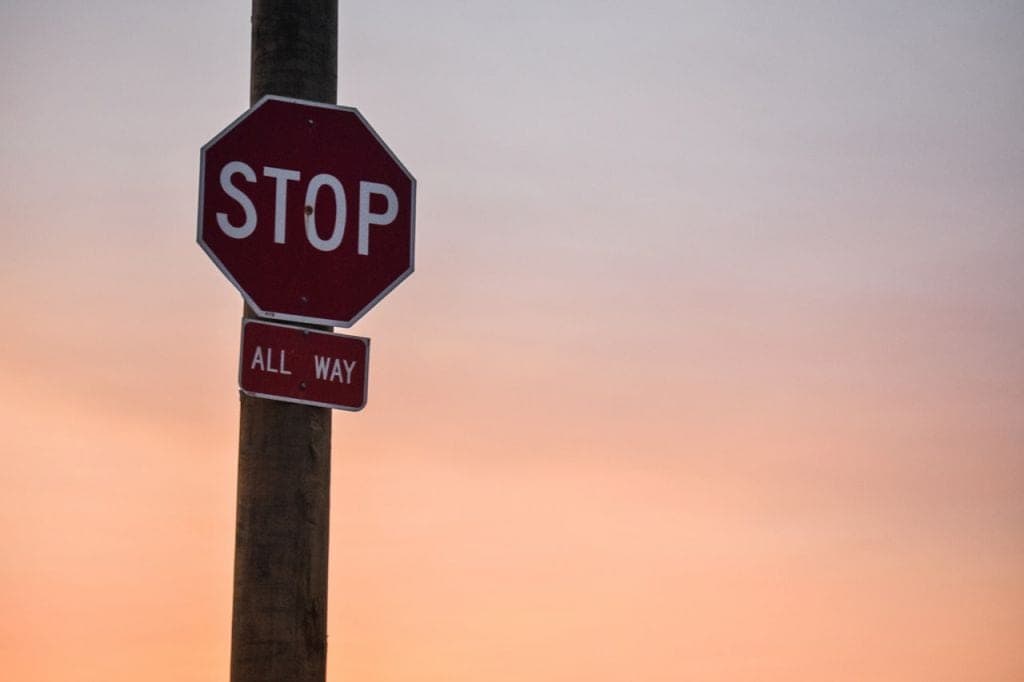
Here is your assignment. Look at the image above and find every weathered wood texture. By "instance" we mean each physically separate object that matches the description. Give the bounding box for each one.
[250,0,337,105]
[231,2,338,681]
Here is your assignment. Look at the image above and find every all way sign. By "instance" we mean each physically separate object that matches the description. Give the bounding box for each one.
[239,320,369,411]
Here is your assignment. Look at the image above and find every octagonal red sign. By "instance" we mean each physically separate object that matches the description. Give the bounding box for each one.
[198,96,415,327]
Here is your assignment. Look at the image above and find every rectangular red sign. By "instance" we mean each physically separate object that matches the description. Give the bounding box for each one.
[239,319,369,411]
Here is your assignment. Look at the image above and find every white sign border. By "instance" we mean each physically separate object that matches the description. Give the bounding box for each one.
[198,95,416,329]
[237,318,371,412]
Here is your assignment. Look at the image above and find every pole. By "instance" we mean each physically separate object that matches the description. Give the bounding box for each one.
[231,2,338,681]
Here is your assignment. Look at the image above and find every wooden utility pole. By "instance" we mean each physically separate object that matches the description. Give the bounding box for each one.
[231,2,338,681]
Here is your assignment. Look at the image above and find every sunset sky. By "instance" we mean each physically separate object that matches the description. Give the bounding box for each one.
[1,1,1022,680]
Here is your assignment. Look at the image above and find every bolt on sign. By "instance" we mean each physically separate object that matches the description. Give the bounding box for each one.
[198,95,416,328]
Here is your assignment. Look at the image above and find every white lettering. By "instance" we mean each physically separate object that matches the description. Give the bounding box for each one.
[278,349,292,375]
[304,174,346,252]
[358,182,398,255]
[251,346,265,371]
[263,166,301,244]
[312,355,357,383]
[329,358,343,383]
[216,161,257,238]
[212,169,404,255]
[314,355,331,380]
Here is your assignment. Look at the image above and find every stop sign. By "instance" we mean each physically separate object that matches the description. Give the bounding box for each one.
[198,96,415,327]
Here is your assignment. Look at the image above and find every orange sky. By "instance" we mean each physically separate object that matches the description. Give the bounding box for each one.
[2,1,1022,680]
